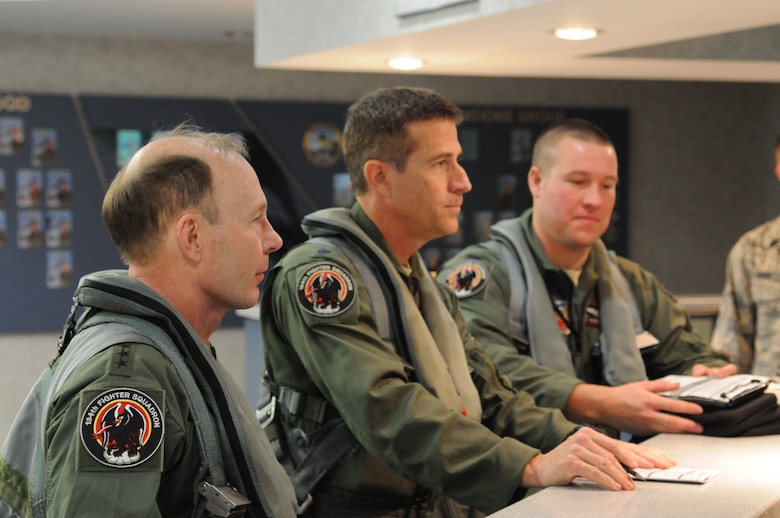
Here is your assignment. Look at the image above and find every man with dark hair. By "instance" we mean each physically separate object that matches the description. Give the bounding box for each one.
[711,134,780,378]
[259,89,672,517]
[438,119,736,437]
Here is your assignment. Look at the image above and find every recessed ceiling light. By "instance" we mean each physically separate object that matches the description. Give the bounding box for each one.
[387,56,424,71]
[553,27,600,41]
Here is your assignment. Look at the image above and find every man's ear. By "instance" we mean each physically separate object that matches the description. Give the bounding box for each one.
[528,166,543,198]
[177,213,201,261]
[363,159,391,195]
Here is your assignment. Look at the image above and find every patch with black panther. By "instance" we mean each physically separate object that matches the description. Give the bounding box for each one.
[444,261,488,298]
[79,387,164,469]
[297,263,356,316]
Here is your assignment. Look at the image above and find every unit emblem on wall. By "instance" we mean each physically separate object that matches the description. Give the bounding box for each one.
[302,123,342,167]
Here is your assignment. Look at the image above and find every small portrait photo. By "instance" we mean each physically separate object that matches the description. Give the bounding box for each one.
[18,210,44,248]
[46,210,73,248]
[16,169,44,207]
[116,129,143,168]
[443,213,464,246]
[509,127,533,164]
[0,169,6,205]
[0,210,7,247]
[459,127,479,162]
[422,246,443,272]
[46,250,73,289]
[0,117,25,156]
[472,210,494,243]
[46,169,73,208]
[497,174,518,210]
[332,172,354,208]
[31,128,58,167]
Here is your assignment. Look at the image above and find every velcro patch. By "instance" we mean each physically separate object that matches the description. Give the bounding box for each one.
[109,344,135,377]
[79,387,164,470]
[444,261,488,298]
[296,263,355,316]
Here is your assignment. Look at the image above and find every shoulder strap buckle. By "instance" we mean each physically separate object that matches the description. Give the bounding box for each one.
[257,395,276,429]
[198,481,251,517]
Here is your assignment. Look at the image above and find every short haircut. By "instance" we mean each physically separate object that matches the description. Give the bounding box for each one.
[532,119,615,174]
[102,124,248,264]
[342,86,463,194]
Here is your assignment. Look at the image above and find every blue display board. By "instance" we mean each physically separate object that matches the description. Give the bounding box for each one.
[0,93,628,332]
[0,93,119,332]
[238,100,630,269]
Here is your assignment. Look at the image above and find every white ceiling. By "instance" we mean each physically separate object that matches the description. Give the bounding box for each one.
[1,0,779,83]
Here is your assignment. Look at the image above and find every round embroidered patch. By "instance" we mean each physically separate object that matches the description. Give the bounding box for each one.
[445,261,488,298]
[297,263,356,316]
[80,388,164,468]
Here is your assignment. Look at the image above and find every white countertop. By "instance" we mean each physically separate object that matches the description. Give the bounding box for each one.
[489,431,780,518]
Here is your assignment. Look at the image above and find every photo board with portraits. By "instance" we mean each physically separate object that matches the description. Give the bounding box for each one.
[0,92,628,331]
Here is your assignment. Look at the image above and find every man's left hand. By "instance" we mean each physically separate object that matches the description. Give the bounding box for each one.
[691,363,738,378]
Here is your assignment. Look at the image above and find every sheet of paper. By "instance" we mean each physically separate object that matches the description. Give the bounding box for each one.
[635,330,660,349]
[632,467,719,484]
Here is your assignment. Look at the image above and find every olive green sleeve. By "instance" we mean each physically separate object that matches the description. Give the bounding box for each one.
[438,245,581,410]
[45,345,197,518]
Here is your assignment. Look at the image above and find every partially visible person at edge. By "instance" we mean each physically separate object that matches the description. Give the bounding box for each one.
[711,134,780,380]
[259,87,674,517]
[40,126,297,517]
[437,118,737,437]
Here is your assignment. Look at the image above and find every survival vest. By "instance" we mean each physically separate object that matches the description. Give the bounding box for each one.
[258,207,480,512]
[482,217,648,385]
[0,270,285,518]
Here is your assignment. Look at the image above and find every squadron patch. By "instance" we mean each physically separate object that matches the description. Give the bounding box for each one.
[445,261,487,298]
[80,388,164,468]
[297,263,355,316]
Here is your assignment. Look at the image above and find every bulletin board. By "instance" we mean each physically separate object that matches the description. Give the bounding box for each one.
[0,93,117,332]
[0,93,628,332]
[238,100,630,270]
[78,94,317,328]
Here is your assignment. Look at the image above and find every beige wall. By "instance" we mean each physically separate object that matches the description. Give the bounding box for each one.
[1,328,247,444]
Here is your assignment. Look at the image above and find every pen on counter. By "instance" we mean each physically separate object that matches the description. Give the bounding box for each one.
[621,463,646,481]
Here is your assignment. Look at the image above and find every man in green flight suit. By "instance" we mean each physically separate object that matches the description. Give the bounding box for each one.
[259,87,673,517]
[1,125,298,517]
[438,118,736,436]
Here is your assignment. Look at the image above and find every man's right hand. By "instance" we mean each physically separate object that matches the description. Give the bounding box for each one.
[564,380,705,435]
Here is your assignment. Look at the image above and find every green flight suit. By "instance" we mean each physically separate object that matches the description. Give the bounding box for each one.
[43,272,297,518]
[438,210,729,396]
[260,204,577,516]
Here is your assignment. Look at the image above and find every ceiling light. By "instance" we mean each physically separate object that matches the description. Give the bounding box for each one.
[387,56,424,71]
[553,27,600,41]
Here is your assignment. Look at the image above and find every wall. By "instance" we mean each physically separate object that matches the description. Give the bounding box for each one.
[0,328,247,445]
[1,32,779,442]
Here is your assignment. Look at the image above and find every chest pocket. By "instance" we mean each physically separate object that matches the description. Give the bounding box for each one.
[753,271,780,303]
[752,271,780,346]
